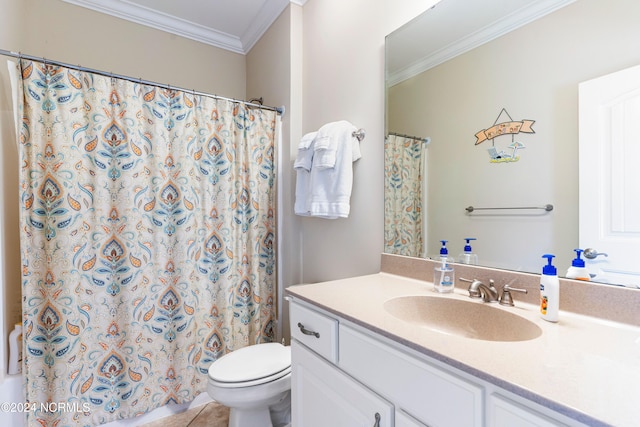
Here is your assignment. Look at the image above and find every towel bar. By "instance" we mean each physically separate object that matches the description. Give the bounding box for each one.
[465,204,553,213]
[352,128,365,142]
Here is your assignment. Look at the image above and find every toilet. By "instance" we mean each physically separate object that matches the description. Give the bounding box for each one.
[207,342,291,427]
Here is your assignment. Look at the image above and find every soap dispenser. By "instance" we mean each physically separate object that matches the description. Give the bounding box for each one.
[540,254,559,322]
[458,238,478,265]
[566,249,590,281]
[434,240,455,293]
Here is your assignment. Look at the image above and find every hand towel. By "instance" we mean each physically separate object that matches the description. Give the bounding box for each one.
[294,132,317,216]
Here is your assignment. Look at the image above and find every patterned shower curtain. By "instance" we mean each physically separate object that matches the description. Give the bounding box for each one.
[17,60,276,426]
[384,134,425,257]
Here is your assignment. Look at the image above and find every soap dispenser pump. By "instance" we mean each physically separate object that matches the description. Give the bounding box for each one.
[458,238,478,265]
[566,249,590,281]
[540,254,559,322]
[438,240,449,261]
[434,240,454,293]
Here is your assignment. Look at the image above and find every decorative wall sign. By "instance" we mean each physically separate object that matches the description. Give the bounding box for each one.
[474,108,535,163]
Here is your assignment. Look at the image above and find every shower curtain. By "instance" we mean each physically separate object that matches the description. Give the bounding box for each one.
[384,134,425,257]
[17,60,276,426]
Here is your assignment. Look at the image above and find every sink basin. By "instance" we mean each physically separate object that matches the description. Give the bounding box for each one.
[383,296,542,342]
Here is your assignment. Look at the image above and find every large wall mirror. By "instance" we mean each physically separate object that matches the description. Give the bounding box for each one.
[385,0,640,288]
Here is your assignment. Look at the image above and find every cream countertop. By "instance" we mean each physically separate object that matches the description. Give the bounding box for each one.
[286,273,640,427]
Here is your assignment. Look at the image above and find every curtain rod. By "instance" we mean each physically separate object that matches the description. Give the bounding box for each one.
[0,48,285,116]
[387,132,430,144]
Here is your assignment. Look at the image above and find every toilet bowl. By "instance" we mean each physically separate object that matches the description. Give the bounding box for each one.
[207,342,291,427]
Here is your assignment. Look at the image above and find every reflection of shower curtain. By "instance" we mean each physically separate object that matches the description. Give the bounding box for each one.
[384,134,425,257]
[17,60,276,426]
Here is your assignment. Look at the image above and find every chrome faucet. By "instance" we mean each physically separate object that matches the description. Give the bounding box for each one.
[460,278,499,303]
[460,278,528,306]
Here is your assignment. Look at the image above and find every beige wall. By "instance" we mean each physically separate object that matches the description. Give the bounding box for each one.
[21,0,246,98]
[297,0,434,283]
[247,0,433,340]
[388,0,640,272]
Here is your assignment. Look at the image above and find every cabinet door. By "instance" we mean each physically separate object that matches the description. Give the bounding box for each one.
[292,340,393,427]
[488,394,568,427]
[339,325,483,427]
[396,410,430,427]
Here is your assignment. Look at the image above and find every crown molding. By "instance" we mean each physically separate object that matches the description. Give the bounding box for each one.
[242,0,290,53]
[387,0,576,86]
[62,0,292,54]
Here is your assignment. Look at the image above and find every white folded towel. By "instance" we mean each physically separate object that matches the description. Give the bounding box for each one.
[294,132,317,216]
[312,121,355,170]
[307,121,361,218]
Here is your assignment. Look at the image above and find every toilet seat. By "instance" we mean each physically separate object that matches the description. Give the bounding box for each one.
[208,343,291,388]
[209,366,291,388]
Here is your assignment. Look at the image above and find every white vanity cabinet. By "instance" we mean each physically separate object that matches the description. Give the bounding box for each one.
[289,298,587,427]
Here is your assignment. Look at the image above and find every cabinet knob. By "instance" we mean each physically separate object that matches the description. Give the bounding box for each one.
[297,322,320,338]
[373,412,381,427]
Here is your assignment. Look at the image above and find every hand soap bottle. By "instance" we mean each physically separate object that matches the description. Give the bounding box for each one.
[458,238,478,265]
[434,240,455,293]
[540,254,559,322]
[566,249,590,281]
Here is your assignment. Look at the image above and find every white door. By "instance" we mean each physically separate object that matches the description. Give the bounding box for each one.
[291,341,394,427]
[579,64,640,287]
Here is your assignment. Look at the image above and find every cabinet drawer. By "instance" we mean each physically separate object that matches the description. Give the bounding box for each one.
[290,301,338,363]
[339,324,483,427]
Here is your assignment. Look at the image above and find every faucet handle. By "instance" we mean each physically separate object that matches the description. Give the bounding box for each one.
[499,284,528,307]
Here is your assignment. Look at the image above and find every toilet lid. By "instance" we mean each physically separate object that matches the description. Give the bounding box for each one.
[208,343,291,384]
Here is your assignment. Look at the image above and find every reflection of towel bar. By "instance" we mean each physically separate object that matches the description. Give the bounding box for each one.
[465,204,553,213]
[352,128,366,142]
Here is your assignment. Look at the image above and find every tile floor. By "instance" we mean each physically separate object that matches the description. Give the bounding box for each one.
[139,402,229,427]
